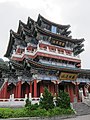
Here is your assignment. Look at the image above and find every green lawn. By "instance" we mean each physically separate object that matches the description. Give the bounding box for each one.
[0,107,74,118]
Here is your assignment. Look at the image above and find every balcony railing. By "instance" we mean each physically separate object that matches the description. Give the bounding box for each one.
[39,59,76,68]
[37,47,80,60]
[11,44,80,61]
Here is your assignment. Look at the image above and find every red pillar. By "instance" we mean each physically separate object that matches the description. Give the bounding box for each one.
[15,77,22,98]
[1,88,3,98]
[26,84,29,97]
[1,89,2,98]
[34,79,37,97]
[0,90,1,98]
[75,83,79,102]
[40,82,43,94]
[17,81,22,98]
[55,81,58,95]
[15,83,18,98]
[51,82,54,95]
[69,85,74,102]
[3,80,8,99]
[48,83,51,92]
[30,81,32,94]
[2,87,4,98]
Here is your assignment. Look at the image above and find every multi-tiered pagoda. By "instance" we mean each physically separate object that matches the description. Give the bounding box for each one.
[0,14,90,103]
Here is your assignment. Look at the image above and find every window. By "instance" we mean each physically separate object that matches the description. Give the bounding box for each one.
[51,25,57,33]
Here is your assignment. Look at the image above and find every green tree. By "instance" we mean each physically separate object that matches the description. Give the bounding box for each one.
[25,98,31,107]
[40,87,54,110]
[56,90,70,109]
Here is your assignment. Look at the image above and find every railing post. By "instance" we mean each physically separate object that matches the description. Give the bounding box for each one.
[25,94,27,101]
[29,93,32,100]
[40,93,43,98]
[12,94,14,101]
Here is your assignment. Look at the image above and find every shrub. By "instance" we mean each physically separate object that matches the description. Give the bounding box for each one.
[29,109,48,117]
[25,98,39,110]
[0,108,13,118]
[0,107,74,118]
[12,108,28,118]
[25,98,31,107]
[56,90,70,109]
[28,103,39,110]
[47,107,74,117]
[40,87,54,110]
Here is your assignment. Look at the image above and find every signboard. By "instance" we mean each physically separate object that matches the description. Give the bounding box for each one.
[60,72,77,81]
[51,39,65,47]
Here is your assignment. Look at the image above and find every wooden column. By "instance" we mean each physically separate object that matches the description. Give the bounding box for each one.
[55,81,58,95]
[34,79,37,97]
[0,89,2,98]
[40,82,43,94]
[50,82,54,95]
[75,82,79,102]
[16,76,22,98]
[17,81,22,98]
[0,89,1,98]
[1,88,3,98]
[15,83,18,98]
[25,83,29,96]
[30,81,32,94]
[48,83,51,92]
[3,78,8,99]
[69,85,74,102]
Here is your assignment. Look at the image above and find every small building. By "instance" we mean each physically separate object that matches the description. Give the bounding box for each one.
[0,14,90,103]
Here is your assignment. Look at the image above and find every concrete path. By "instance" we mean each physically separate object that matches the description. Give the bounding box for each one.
[73,102,90,115]
[64,114,90,120]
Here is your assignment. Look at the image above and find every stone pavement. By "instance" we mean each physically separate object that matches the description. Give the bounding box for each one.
[64,114,90,120]
[0,115,76,120]
[73,102,90,115]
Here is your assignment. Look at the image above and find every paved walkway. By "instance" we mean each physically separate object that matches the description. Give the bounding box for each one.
[73,102,90,115]
[0,115,89,120]
[64,114,90,120]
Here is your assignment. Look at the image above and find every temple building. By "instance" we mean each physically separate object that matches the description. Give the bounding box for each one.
[0,14,90,103]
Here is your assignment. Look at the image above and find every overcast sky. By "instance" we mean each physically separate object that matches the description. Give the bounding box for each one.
[0,0,90,69]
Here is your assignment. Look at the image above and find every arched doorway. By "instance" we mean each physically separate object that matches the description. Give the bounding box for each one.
[21,81,30,98]
[37,80,55,97]
[7,83,16,98]
[79,82,86,96]
[58,81,64,92]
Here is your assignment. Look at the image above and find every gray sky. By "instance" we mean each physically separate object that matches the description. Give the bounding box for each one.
[0,0,90,69]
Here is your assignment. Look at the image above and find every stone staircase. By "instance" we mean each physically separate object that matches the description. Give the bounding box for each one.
[73,102,90,116]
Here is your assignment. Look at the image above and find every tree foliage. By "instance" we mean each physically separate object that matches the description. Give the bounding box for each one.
[40,87,54,110]
[25,98,31,107]
[56,90,70,109]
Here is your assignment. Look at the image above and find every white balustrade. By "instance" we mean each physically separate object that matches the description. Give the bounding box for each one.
[12,43,81,61]
[40,93,43,98]
[29,93,32,100]
[25,94,27,100]
[12,94,14,101]
[0,93,41,107]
